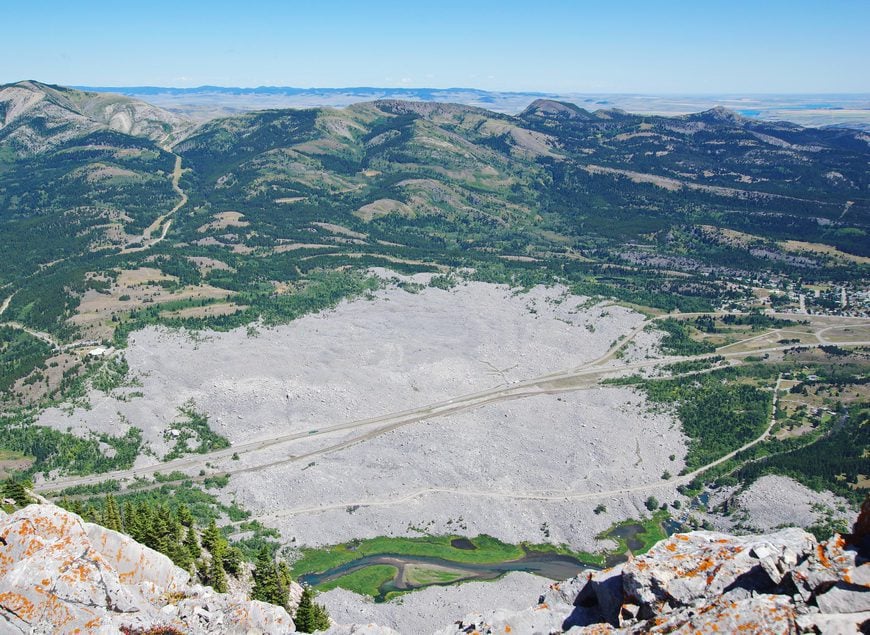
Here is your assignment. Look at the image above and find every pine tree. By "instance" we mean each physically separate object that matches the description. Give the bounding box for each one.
[184,524,201,562]
[207,551,228,593]
[294,586,329,633]
[67,499,85,517]
[121,501,135,533]
[222,545,243,576]
[168,539,192,571]
[177,503,194,527]
[251,545,287,607]
[294,586,315,633]
[311,601,331,632]
[1,479,30,506]
[202,518,222,555]
[166,504,182,540]
[83,504,100,523]
[130,501,151,543]
[102,494,123,532]
[278,560,293,591]
[145,506,169,553]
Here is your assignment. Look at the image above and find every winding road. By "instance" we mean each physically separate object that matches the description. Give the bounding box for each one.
[121,151,187,254]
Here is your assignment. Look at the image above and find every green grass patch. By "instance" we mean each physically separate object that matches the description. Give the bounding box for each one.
[318,564,398,597]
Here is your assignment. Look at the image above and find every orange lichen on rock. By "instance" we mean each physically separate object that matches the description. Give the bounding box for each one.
[1,505,295,634]
[817,543,832,568]
[0,590,36,621]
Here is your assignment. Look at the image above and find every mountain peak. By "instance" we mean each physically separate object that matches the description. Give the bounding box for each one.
[520,98,594,120]
[0,79,190,153]
[687,105,746,125]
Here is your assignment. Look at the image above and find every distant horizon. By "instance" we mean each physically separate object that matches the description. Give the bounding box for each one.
[3,1,868,93]
[34,81,870,98]
[58,82,870,129]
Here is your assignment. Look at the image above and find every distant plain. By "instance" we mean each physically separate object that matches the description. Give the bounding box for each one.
[78,85,870,129]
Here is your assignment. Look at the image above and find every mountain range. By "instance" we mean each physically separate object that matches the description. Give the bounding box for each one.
[72,84,870,130]
[1,79,867,347]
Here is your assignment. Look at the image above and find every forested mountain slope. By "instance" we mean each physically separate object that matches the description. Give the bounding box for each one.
[0,83,867,398]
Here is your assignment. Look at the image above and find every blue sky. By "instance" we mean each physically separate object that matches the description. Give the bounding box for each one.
[3,0,869,92]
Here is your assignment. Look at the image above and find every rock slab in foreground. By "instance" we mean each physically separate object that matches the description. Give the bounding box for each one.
[0,505,295,634]
[438,508,870,634]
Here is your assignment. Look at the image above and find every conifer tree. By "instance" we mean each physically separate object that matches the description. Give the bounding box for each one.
[294,586,330,632]
[184,524,201,562]
[121,500,136,534]
[251,545,287,606]
[2,479,30,506]
[131,501,151,543]
[177,503,194,527]
[294,587,315,633]
[164,504,182,540]
[222,545,243,576]
[207,550,228,593]
[102,494,123,532]
[67,498,85,517]
[278,560,293,590]
[145,506,169,553]
[168,539,193,571]
[202,518,222,555]
[83,504,100,524]
[311,601,331,632]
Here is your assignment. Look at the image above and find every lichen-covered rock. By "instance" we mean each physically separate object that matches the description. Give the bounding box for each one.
[574,564,626,625]
[796,611,870,634]
[622,528,815,615]
[0,504,295,634]
[85,521,190,605]
[644,595,797,634]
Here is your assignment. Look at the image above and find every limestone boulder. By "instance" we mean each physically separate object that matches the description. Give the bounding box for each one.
[0,504,295,634]
[622,528,815,614]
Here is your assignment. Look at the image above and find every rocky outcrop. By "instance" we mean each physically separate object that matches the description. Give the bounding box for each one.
[0,505,295,634]
[439,519,869,634]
